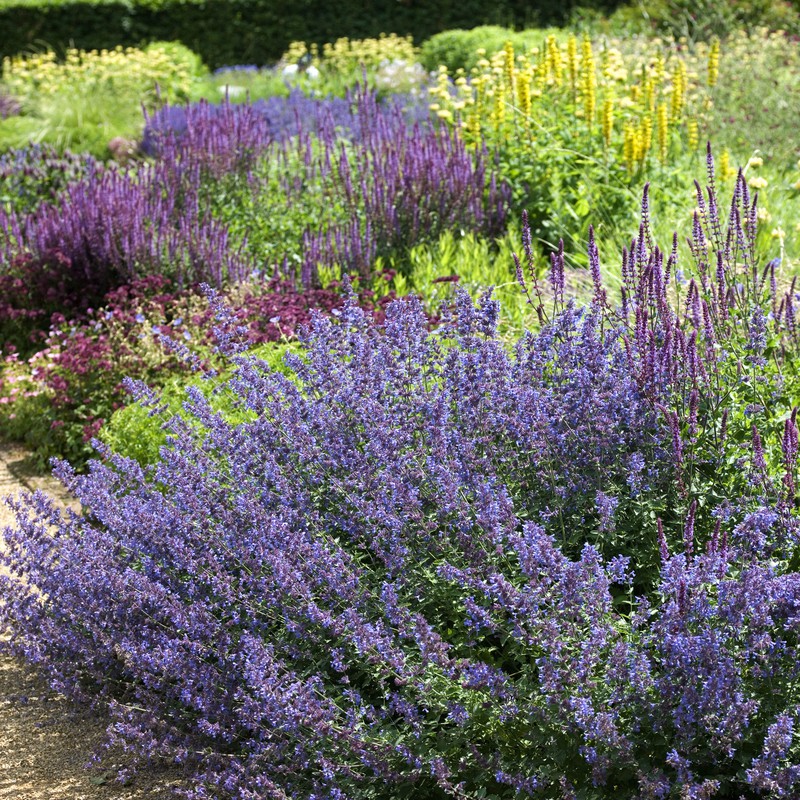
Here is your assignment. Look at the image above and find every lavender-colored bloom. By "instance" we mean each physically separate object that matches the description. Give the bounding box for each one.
[747,712,800,795]
[607,554,633,584]
[626,451,646,496]
[141,89,506,288]
[3,154,800,798]
[0,92,20,119]
[747,305,768,367]
[0,145,98,214]
[0,149,252,290]
[595,491,619,533]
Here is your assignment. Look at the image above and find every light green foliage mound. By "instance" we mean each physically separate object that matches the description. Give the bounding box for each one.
[419,25,564,73]
[101,342,299,466]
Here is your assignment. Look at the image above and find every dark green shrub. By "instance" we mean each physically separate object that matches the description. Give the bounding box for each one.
[620,0,800,40]
[0,0,625,70]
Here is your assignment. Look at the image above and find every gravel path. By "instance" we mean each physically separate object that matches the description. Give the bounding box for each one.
[0,444,185,799]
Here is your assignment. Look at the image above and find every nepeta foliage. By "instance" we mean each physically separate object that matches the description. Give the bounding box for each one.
[2,151,800,799]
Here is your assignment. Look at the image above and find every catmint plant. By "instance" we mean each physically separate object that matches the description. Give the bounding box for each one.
[2,150,800,800]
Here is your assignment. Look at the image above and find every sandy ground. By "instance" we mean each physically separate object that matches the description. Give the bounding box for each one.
[0,444,186,799]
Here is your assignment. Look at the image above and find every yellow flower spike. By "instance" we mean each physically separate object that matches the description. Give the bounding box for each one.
[567,35,578,94]
[503,40,516,95]
[687,119,699,151]
[517,68,532,123]
[602,92,614,147]
[648,75,659,112]
[670,60,686,122]
[657,101,669,163]
[639,115,653,163]
[546,34,562,86]
[641,74,651,113]
[601,48,613,84]
[580,35,597,128]
[719,149,733,181]
[623,122,633,169]
[535,58,547,91]
[708,37,720,88]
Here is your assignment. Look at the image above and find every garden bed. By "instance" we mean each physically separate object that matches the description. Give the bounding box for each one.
[1,14,800,800]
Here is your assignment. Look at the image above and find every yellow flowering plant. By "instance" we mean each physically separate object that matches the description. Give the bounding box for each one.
[2,42,200,107]
[425,26,799,271]
[278,33,420,93]
[0,42,205,156]
[424,32,717,269]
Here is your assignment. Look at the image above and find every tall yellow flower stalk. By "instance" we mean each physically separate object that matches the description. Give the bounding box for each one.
[503,41,516,96]
[580,36,597,127]
[670,60,687,122]
[428,32,714,174]
[719,148,734,181]
[567,35,579,97]
[623,122,636,172]
[545,34,563,86]
[492,82,507,131]
[517,67,532,125]
[639,115,653,161]
[708,37,720,88]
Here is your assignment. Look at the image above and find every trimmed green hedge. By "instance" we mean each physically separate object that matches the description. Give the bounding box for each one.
[0,0,621,70]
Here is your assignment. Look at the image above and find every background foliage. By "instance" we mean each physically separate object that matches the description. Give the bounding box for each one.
[0,0,622,69]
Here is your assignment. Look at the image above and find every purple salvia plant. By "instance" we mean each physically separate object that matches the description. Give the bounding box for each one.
[0,156,253,296]
[143,88,508,288]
